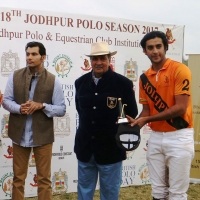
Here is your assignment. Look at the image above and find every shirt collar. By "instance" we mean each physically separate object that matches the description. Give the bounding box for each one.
[148,58,171,75]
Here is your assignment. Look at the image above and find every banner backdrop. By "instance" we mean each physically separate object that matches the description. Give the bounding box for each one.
[188,54,200,182]
[0,7,184,199]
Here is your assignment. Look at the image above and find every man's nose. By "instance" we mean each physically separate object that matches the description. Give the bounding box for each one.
[26,55,32,59]
[152,47,158,53]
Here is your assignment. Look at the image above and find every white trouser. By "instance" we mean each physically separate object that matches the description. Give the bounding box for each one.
[147,128,194,200]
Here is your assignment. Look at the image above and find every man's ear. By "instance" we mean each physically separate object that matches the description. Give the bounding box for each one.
[143,49,147,55]
[41,55,46,62]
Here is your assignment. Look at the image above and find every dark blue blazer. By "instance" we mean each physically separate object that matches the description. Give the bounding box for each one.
[74,68,138,164]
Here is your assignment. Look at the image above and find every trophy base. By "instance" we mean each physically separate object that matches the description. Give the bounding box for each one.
[118,118,128,124]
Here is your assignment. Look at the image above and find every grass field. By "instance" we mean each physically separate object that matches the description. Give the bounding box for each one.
[25,183,200,200]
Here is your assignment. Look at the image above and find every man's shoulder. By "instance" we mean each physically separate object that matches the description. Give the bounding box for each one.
[168,59,190,75]
[167,59,187,68]
[75,72,91,84]
[112,72,132,85]
[14,67,26,73]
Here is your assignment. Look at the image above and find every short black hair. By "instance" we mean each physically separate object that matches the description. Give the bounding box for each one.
[140,31,168,51]
[25,41,46,56]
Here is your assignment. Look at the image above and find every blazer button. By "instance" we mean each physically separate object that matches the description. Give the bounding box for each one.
[95,93,98,95]
[91,136,95,139]
[93,106,96,109]
[91,121,96,124]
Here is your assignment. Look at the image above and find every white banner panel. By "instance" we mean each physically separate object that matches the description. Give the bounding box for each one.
[0,7,184,199]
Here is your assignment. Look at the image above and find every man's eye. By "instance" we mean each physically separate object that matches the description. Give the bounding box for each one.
[156,45,162,49]
[93,57,98,61]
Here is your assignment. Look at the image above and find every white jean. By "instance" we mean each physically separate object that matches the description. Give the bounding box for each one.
[147,128,194,200]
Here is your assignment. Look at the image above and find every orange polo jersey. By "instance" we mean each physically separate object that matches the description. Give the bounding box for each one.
[139,58,193,132]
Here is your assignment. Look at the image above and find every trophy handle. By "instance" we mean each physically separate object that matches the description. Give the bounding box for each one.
[118,98,128,123]
[120,104,127,118]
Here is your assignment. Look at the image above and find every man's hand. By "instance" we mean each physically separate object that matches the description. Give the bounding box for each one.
[20,100,43,115]
[126,115,148,129]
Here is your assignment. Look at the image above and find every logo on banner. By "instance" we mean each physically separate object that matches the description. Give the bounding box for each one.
[110,57,115,71]
[80,57,92,72]
[52,168,68,194]
[52,54,72,78]
[143,140,148,152]
[3,145,13,160]
[143,123,152,134]
[124,59,138,82]
[138,163,150,184]
[1,114,9,138]
[52,145,72,160]
[0,172,14,198]
[126,150,135,160]
[29,149,36,167]
[54,113,70,137]
[1,50,20,77]
[162,25,176,48]
[29,173,38,187]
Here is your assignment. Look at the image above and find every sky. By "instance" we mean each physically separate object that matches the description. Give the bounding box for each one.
[1,0,199,58]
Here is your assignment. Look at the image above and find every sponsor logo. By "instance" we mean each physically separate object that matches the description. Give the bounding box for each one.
[52,145,72,160]
[1,50,20,77]
[52,54,72,78]
[29,173,38,188]
[143,139,148,152]
[52,168,68,194]
[162,25,176,49]
[138,163,150,184]
[126,150,135,160]
[107,97,117,109]
[3,144,13,160]
[143,123,152,134]
[164,75,169,83]
[1,114,9,138]
[0,172,14,198]
[54,113,70,137]
[110,57,115,71]
[80,57,92,74]
[124,59,138,82]
[29,149,36,167]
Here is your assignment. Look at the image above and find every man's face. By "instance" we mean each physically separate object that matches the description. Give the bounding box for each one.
[26,46,45,69]
[90,55,110,78]
[143,37,166,65]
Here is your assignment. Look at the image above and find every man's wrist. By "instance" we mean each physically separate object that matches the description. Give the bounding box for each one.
[42,103,46,109]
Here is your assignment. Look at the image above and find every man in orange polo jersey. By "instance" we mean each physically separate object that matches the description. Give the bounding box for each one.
[127,31,194,200]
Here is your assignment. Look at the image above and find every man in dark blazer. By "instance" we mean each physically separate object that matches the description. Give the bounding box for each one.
[74,41,138,200]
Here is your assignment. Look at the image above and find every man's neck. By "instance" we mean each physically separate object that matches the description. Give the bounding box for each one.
[152,58,167,72]
[29,65,43,75]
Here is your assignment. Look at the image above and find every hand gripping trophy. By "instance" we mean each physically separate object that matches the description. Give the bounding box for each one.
[115,98,141,151]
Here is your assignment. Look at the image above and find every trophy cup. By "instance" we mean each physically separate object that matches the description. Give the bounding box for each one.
[115,98,141,151]
[117,98,128,124]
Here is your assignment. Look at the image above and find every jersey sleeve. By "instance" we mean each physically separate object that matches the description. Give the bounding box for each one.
[174,64,192,96]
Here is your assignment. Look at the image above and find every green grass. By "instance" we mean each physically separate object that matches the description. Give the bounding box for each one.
[25,183,200,200]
